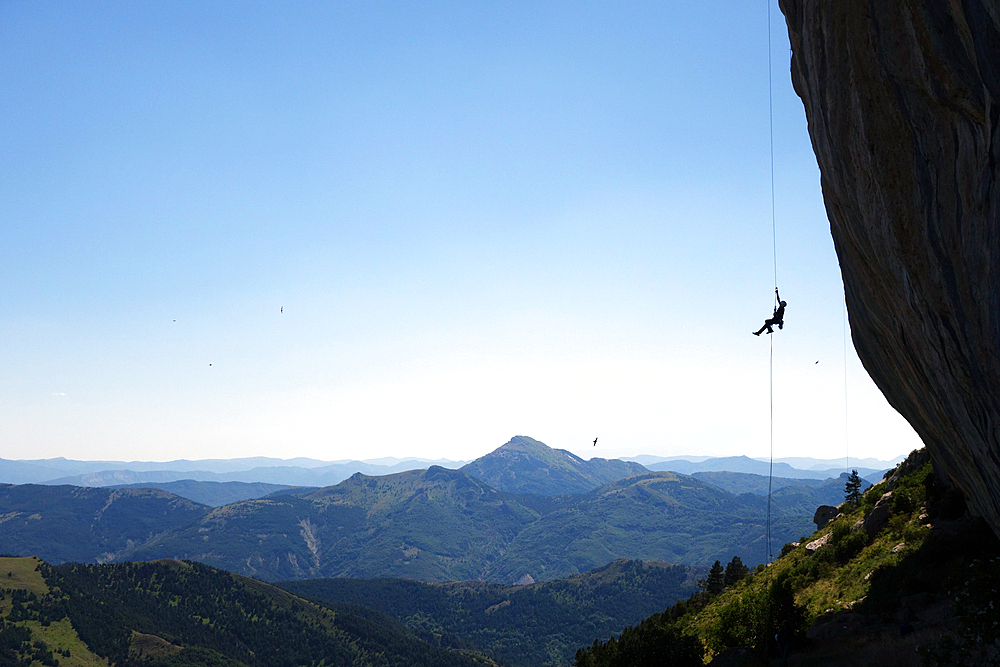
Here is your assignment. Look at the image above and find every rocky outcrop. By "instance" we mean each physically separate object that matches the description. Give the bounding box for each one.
[814,504,839,529]
[779,2,1000,536]
[862,492,894,538]
[804,532,831,553]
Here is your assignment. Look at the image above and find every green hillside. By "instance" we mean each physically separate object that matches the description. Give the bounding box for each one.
[127,466,538,582]
[280,558,699,667]
[0,556,499,667]
[0,458,823,583]
[0,484,210,563]
[490,471,816,581]
[572,448,1000,666]
[122,466,817,582]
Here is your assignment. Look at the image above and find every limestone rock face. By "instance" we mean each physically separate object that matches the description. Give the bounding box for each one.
[779,2,1000,535]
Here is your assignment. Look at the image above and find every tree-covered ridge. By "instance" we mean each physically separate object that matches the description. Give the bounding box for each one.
[0,484,210,565]
[110,480,293,507]
[134,467,818,582]
[0,463,831,583]
[0,557,499,667]
[280,558,699,667]
[573,448,1000,666]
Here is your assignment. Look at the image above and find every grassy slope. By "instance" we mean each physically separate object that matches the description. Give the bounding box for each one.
[575,448,1000,666]
[0,555,505,667]
[0,556,108,666]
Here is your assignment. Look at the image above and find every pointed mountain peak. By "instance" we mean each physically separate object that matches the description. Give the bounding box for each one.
[463,436,648,496]
[498,436,584,463]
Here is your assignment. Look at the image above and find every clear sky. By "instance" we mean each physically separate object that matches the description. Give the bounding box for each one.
[2,1,922,465]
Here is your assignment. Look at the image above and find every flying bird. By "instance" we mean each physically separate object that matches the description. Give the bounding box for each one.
[280,306,283,314]
[593,437,598,446]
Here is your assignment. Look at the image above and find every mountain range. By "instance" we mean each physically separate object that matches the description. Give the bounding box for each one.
[645,454,888,481]
[0,436,862,583]
[0,436,897,489]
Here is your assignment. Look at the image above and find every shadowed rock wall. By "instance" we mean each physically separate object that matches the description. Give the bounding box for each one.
[779,1,1000,534]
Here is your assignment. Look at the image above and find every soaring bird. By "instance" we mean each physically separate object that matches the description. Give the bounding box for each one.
[593,437,598,446]
[280,306,283,314]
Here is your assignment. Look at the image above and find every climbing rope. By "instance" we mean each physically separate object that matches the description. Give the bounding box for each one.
[765,0,777,565]
[767,335,774,563]
[768,1,777,292]
[844,303,850,472]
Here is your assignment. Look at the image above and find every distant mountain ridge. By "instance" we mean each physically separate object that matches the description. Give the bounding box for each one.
[0,484,209,564]
[110,480,295,507]
[0,464,847,584]
[17,458,467,487]
[0,443,897,489]
[0,436,881,586]
[646,454,888,482]
[460,435,649,495]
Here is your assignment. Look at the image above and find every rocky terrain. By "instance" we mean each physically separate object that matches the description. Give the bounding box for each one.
[779,1,1000,536]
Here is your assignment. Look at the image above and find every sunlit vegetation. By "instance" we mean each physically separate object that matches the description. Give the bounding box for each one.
[572,450,1000,666]
[0,557,499,667]
[281,558,699,667]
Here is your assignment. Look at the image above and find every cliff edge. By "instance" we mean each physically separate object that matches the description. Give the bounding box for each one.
[779,2,1000,534]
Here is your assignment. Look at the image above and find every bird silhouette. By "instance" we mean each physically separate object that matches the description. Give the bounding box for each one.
[593,437,598,446]
[280,307,283,314]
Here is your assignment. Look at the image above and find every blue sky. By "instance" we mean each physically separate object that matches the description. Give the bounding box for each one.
[2,1,922,464]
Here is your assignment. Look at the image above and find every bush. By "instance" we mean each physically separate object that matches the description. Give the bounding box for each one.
[833,531,867,563]
[705,577,805,655]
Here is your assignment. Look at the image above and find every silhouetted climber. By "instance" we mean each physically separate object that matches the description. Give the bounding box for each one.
[753,288,786,335]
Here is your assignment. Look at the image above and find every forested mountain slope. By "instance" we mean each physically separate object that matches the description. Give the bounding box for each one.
[1,463,825,582]
[0,556,498,667]
[280,558,699,667]
[0,484,209,563]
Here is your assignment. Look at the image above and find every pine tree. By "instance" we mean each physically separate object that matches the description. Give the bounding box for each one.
[844,470,863,504]
[723,556,749,588]
[701,561,725,596]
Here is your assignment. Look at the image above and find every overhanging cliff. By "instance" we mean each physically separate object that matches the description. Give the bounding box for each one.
[779,1,1000,533]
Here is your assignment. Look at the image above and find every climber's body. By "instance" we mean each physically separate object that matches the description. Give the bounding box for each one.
[754,289,786,336]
